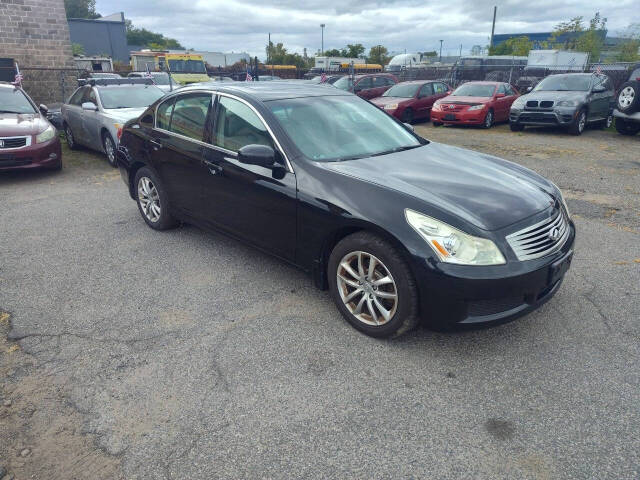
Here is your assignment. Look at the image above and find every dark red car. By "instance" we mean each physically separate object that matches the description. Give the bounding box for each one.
[0,83,61,171]
[333,73,398,99]
[370,80,451,123]
[431,81,520,128]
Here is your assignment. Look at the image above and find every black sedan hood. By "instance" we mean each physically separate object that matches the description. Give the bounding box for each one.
[321,142,556,231]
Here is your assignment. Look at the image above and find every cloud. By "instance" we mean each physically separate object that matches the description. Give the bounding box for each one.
[96,0,638,57]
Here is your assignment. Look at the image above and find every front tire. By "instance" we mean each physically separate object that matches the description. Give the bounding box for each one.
[482,109,494,129]
[134,167,178,231]
[614,117,640,136]
[401,108,414,124]
[328,232,419,338]
[569,109,587,135]
[64,123,79,150]
[432,120,443,127]
[102,131,118,167]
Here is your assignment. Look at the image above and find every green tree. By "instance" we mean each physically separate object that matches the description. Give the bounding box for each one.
[265,42,311,68]
[125,20,184,49]
[345,43,365,58]
[367,45,389,65]
[422,51,438,57]
[617,24,640,62]
[575,12,607,61]
[322,49,342,57]
[489,36,533,56]
[549,16,584,49]
[71,43,85,56]
[64,0,100,19]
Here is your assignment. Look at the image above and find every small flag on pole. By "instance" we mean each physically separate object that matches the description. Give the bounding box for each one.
[12,61,23,87]
[320,73,327,83]
[595,65,602,74]
[145,64,156,85]
[246,70,253,82]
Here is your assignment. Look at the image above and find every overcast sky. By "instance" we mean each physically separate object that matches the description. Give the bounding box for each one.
[95,0,637,58]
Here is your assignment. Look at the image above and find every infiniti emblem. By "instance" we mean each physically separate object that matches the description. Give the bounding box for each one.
[549,226,561,242]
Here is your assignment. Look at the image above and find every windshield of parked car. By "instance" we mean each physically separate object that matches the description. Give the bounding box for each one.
[383,83,420,98]
[268,95,423,162]
[98,86,164,109]
[0,88,37,114]
[168,59,206,74]
[150,73,171,85]
[534,75,591,92]
[451,83,496,97]
[333,76,354,91]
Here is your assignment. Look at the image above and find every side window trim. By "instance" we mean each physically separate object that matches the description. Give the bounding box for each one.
[152,90,293,173]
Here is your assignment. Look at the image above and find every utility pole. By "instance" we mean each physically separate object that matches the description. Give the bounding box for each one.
[459,44,462,57]
[439,40,443,63]
[489,6,497,50]
[320,24,325,56]
[268,32,271,65]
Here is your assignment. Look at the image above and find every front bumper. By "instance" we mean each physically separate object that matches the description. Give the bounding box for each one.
[0,136,62,171]
[116,145,135,198]
[431,108,486,125]
[613,109,640,122]
[411,221,576,327]
[510,108,578,127]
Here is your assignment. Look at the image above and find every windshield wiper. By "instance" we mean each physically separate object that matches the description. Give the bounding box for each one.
[370,145,421,157]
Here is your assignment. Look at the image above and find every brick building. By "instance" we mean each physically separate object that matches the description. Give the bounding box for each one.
[0,0,75,104]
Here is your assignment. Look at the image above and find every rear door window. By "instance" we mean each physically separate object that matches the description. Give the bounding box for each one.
[356,77,373,90]
[169,93,212,141]
[433,83,448,94]
[418,83,433,97]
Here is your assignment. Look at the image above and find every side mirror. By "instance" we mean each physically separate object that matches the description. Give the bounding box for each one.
[39,104,49,114]
[495,93,506,98]
[238,144,275,168]
[82,102,97,111]
[526,86,533,92]
[404,123,414,132]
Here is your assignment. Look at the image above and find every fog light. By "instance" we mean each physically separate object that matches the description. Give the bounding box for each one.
[49,153,58,160]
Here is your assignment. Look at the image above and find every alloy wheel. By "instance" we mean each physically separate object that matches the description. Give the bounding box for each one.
[104,135,116,165]
[65,126,74,147]
[578,111,586,133]
[336,251,398,326]
[618,86,635,110]
[138,177,161,223]
[484,111,493,128]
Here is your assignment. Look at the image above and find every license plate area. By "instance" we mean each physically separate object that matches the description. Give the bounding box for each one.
[444,113,456,121]
[548,250,573,285]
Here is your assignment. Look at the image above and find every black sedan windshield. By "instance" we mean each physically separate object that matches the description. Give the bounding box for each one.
[383,83,420,98]
[452,84,496,97]
[268,95,422,162]
[98,86,164,109]
[534,75,591,92]
[0,88,37,114]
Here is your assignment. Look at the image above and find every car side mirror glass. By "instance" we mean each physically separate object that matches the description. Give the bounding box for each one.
[39,104,49,114]
[526,86,533,92]
[238,144,275,168]
[82,102,97,111]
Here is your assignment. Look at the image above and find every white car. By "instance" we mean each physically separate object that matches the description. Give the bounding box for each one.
[127,72,177,93]
[61,79,164,166]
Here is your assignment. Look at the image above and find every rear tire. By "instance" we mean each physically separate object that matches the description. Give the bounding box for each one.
[134,167,179,231]
[510,123,524,132]
[568,109,587,135]
[432,121,443,127]
[614,117,640,136]
[328,231,419,338]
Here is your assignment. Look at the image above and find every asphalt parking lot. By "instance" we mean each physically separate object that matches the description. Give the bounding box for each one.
[1,124,639,479]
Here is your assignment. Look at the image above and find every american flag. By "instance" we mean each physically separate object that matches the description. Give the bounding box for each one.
[595,65,602,74]
[145,65,156,85]
[246,70,253,82]
[320,73,327,83]
[12,62,23,87]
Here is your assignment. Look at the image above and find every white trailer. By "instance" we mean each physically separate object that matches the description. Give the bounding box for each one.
[526,50,589,71]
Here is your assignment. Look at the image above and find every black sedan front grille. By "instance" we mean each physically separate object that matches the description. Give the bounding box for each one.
[506,209,569,261]
[468,296,524,317]
[0,137,28,149]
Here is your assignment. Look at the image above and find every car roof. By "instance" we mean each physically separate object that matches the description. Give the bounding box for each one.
[460,81,502,85]
[354,73,394,78]
[175,81,352,101]
[395,80,442,85]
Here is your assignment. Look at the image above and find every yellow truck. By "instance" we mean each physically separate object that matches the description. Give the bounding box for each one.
[130,51,210,84]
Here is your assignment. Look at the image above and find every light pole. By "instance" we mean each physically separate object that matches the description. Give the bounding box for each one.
[320,24,325,55]
[439,40,443,63]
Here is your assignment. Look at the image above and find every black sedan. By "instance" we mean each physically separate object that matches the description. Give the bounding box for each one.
[509,73,614,135]
[116,83,575,338]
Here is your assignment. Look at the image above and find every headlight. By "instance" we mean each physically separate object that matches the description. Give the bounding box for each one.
[550,182,571,218]
[384,104,398,110]
[511,99,525,109]
[35,125,56,144]
[405,209,506,265]
[468,104,485,111]
[556,100,577,107]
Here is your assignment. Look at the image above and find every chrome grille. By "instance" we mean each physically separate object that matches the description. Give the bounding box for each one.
[0,136,29,149]
[506,209,569,261]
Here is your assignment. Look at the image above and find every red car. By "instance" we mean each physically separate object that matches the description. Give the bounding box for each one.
[431,81,520,128]
[370,80,451,123]
[333,73,398,99]
[0,82,61,171]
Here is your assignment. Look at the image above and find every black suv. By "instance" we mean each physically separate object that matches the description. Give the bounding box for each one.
[613,63,640,136]
[509,73,614,135]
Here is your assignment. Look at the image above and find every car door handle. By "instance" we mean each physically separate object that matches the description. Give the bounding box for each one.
[203,159,222,175]
[149,139,163,151]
